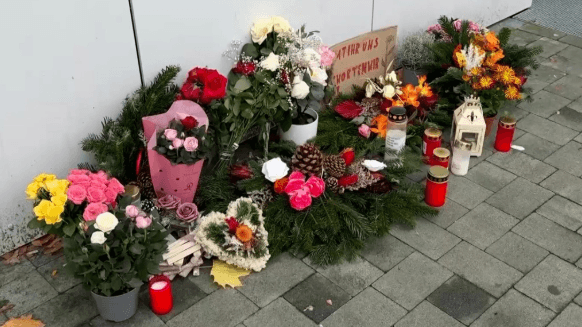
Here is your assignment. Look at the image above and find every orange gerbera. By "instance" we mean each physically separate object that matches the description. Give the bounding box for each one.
[235,224,253,243]
[416,75,434,98]
[400,84,420,107]
[453,44,466,68]
[274,177,289,194]
[505,85,522,100]
[370,114,388,138]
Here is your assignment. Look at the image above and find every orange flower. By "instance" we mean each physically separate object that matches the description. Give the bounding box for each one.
[484,50,504,67]
[495,65,517,85]
[274,177,289,194]
[485,32,500,51]
[453,44,466,68]
[462,74,471,82]
[471,82,482,90]
[505,85,522,100]
[416,75,434,98]
[478,76,495,89]
[400,84,420,107]
[370,114,388,138]
[235,224,253,243]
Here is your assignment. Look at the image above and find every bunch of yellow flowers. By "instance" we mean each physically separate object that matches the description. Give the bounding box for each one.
[26,173,70,224]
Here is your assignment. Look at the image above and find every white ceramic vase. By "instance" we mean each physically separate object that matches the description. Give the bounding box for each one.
[280,108,319,145]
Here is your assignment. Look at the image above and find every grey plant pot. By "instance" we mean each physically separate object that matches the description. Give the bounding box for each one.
[91,287,140,322]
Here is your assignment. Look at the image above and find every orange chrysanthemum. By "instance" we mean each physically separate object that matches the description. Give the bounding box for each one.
[472,82,482,90]
[485,32,500,51]
[513,76,522,86]
[478,76,495,89]
[484,50,504,67]
[462,74,471,82]
[416,76,434,98]
[400,84,420,107]
[505,85,522,100]
[370,114,388,138]
[453,44,466,68]
[235,224,253,243]
[274,177,289,194]
[495,66,517,85]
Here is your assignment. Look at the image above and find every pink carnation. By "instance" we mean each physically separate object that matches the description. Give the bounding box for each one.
[67,184,87,205]
[86,186,106,203]
[358,124,371,139]
[305,176,325,198]
[427,23,442,33]
[70,169,90,175]
[183,137,199,152]
[319,45,336,67]
[164,129,178,141]
[107,178,125,194]
[83,202,108,221]
[289,188,312,211]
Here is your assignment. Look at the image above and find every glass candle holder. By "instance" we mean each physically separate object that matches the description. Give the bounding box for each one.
[451,139,472,176]
[425,166,449,207]
[494,116,516,152]
[432,147,450,168]
[423,127,442,164]
[149,275,173,315]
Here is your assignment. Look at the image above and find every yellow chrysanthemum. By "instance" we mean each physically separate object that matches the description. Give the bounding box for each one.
[505,85,522,100]
[33,199,52,218]
[34,173,56,183]
[45,179,70,196]
[51,193,68,206]
[462,74,471,82]
[25,182,42,199]
[513,76,522,86]
[479,76,495,89]
[495,66,517,86]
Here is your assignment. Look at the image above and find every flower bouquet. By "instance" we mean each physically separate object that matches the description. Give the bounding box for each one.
[177,66,227,105]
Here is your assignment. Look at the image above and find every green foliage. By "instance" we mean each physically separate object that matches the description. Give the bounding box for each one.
[81,66,180,183]
[195,171,235,213]
[153,119,212,165]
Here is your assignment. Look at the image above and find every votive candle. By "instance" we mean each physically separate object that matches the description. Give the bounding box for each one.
[149,275,173,315]
[494,116,516,152]
[425,166,449,207]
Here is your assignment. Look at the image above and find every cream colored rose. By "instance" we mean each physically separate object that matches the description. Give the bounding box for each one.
[387,71,398,83]
[91,231,107,244]
[261,157,289,182]
[383,85,396,99]
[292,81,310,99]
[271,16,292,33]
[95,212,119,233]
[260,52,280,71]
[250,17,273,44]
[302,48,321,67]
[309,66,328,86]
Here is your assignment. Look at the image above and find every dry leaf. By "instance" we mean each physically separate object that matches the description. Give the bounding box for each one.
[0,300,14,315]
[210,260,251,288]
[51,270,58,278]
[303,305,314,312]
[2,315,45,327]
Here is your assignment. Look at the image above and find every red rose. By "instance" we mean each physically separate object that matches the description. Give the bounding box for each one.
[225,217,239,234]
[175,93,184,100]
[200,70,227,104]
[187,67,210,83]
[419,94,438,108]
[181,82,202,101]
[338,174,358,187]
[340,148,355,166]
[380,98,393,112]
[181,116,198,130]
[233,61,256,76]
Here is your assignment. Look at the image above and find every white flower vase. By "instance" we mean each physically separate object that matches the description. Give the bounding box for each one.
[280,108,319,145]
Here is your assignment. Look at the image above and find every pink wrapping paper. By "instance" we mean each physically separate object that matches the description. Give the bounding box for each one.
[142,100,209,202]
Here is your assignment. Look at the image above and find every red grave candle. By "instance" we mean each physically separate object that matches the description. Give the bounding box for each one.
[425,166,449,207]
[432,147,450,169]
[494,116,516,152]
[423,128,442,164]
[149,275,173,315]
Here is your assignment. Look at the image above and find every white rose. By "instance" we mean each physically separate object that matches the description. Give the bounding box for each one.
[95,212,119,233]
[309,66,328,86]
[250,17,273,44]
[383,85,396,99]
[91,231,107,245]
[301,48,321,67]
[362,159,387,172]
[260,52,280,71]
[271,16,292,34]
[291,81,310,99]
[261,157,289,182]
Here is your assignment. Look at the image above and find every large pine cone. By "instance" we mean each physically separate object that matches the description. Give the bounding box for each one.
[292,143,323,176]
[323,155,346,179]
[137,155,157,200]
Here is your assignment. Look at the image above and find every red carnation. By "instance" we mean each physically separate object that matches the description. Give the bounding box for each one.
[340,148,355,166]
[334,100,364,119]
[225,217,239,234]
[200,70,227,104]
[233,61,256,76]
[188,67,210,83]
[518,75,527,86]
[380,98,393,112]
[229,163,253,182]
[181,116,198,130]
[181,82,202,101]
[338,174,358,187]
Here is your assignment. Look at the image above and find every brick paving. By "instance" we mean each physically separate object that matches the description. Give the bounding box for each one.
[2,19,582,326]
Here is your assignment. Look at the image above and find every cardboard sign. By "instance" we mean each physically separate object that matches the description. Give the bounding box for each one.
[330,26,398,94]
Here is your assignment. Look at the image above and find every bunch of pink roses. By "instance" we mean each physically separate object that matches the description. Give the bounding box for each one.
[66,169,125,222]
[124,204,153,229]
[283,171,325,211]
[427,19,483,42]
[163,128,199,152]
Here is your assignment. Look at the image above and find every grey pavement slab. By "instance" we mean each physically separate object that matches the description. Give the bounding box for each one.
[558,46,582,63]
[28,284,97,327]
[518,90,571,118]
[544,141,582,177]
[0,315,6,325]
[1,270,58,318]
[541,55,582,77]
[575,292,582,306]
[525,78,552,94]
[500,104,530,121]
[537,195,582,231]
[91,301,164,327]
[446,176,493,209]
[427,275,495,325]
[437,242,522,297]
[518,22,567,40]
[529,63,567,83]
[471,289,556,327]
[513,132,562,160]
[166,289,258,327]
[37,255,81,293]
[569,96,582,112]
[372,252,452,310]
[486,177,554,219]
[240,253,313,307]
[360,235,414,272]
[188,265,220,295]
[508,29,543,46]
[541,170,582,205]
[321,287,407,327]
[243,298,317,327]
[26,252,62,268]
[406,164,429,183]
[465,161,517,192]
[515,255,582,312]
[485,232,549,273]
[576,132,582,143]
[0,260,34,287]
[306,256,382,297]
[489,18,526,32]
[550,107,582,131]
[469,148,494,169]
[513,213,582,263]
[548,303,582,327]
[394,301,464,327]
[447,203,519,250]
[424,199,469,229]
[283,273,351,323]
[545,75,582,100]
[390,218,460,260]
[559,35,582,48]
[528,37,569,58]
[486,152,556,183]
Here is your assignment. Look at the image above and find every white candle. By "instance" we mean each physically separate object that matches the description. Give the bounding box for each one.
[151,281,168,291]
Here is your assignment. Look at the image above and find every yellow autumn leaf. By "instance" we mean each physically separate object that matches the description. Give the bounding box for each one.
[2,315,45,327]
[210,260,251,288]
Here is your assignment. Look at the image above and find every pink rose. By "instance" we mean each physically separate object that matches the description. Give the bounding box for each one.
[469,21,481,33]
[183,137,199,152]
[358,124,371,139]
[125,205,140,218]
[157,194,181,210]
[176,203,199,222]
[289,171,305,181]
[164,129,178,141]
[90,172,109,185]
[107,178,125,194]
[427,23,442,33]
[289,189,312,211]
[305,176,325,198]
[83,202,108,221]
[86,186,106,203]
[70,169,90,175]
[90,181,107,190]
[135,215,152,229]
[453,19,462,31]
[172,138,184,148]
[67,184,87,205]
[104,188,118,206]
[68,174,90,186]
[319,45,336,67]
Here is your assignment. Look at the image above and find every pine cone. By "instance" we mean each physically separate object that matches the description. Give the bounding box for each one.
[345,158,377,191]
[326,176,340,193]
[292,143,323,176]
[323,155,346,179]
[137,155,157,200]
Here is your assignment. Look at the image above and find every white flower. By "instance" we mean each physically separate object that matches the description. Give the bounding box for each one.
[95,212,119,233]
[362,160,387,172]
[261,157,289,182]
[291,81,310,99]
[250,17,273,44]
[387,71,398,83]
[271,16,292,34]
[365,82,376,98]
[462,43,485,74]
[91,231,107,244]
[383,85,396,99]
[301,48,321,67]
[260,52,280,71]
[309,66,328,86]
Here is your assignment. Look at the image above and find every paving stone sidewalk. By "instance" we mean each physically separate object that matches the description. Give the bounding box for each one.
[2,18,582,327]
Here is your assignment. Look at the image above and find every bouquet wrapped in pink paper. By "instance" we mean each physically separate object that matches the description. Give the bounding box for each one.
[143,100,210,203]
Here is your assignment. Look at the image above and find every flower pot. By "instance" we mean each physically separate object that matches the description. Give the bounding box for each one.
[280,108,319,145]
[91,287,140,322]
[484,116,497,137]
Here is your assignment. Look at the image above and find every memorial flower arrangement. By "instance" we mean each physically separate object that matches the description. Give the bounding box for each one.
[153,115,211,165]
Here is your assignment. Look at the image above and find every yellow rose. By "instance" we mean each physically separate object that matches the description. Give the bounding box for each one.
[26,182,41,199]
[45,179,70,195]
[250,17,273,44]
[271,16,292,34]
[51,193,68,206]
[34,173,56,183]
[44,214,62,225]
[33,199,53,217]
[45,203,64,224]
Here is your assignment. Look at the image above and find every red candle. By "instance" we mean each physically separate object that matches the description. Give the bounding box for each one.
[149,275,173,315]
[423,128,442,164]
[425,166,449,207]
[494,116,516,152]
[432,148,450,169]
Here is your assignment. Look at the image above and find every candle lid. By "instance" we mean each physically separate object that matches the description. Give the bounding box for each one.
[388,106,407,122]
[454,139,472,151]
[124,185,140,198]
[499,116,517,128]
[424,127,442,138]
[433,147,450,158]
[428,166,449,179]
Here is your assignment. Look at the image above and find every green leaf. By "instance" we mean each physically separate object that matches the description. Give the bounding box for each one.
[278,87,288,97]
[233,98,241,116]
[241,109,254,119]
[63,223,76,237]
[129,243,145,255]
[128,278,143,289]
[241,43,259,58]
[234,78,252,92]
[28,217,43,229]
[311,85,325,100]
[308,100,321,111]
[260,47,272,56]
